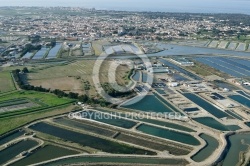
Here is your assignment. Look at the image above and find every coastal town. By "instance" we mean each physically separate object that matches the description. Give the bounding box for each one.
[0,6,250,166]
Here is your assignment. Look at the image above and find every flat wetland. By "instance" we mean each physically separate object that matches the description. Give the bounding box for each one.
[11,145,79,166]
[29,122,156,155]
[137,124,200,146]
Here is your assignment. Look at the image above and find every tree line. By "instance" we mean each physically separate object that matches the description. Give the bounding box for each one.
[11,68,112,107]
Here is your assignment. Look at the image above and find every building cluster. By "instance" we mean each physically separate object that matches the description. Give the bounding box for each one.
[1,7,249,42]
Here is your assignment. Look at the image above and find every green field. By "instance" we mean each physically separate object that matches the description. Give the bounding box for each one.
[0,72,16,93]
[0,91,72,106]
[0,91,75,135]
[0,105,76,135]
[0,98,28,106]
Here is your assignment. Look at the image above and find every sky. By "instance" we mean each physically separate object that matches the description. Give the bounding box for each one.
[0,0,250,14]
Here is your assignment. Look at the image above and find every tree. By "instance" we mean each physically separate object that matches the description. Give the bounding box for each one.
[78,95,89,102]
[22,67,29,73]
[68,92,79,99]
[15,69,21,74]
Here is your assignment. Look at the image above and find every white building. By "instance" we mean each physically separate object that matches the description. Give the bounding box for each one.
[168,82,179,87]
[243,82,250,86]
[147,67,169,73]
[171,58,194,66]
